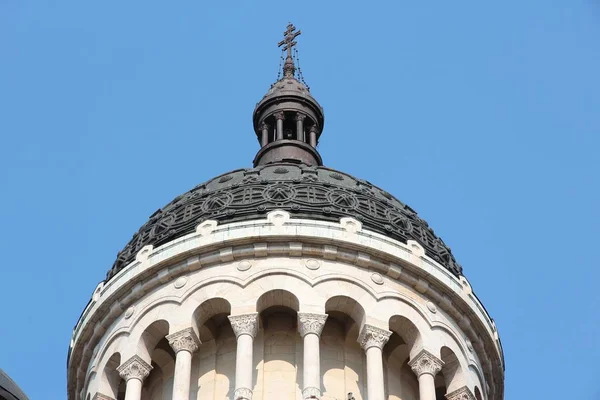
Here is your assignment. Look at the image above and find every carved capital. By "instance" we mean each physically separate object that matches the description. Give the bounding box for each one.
[273,111,286,121]
[234,387,253,400]
[298,313,328,337]
[117,355,152,382]
[92,393,115,400]
[228,313,259,339]
[302,386,321,399]
[308,125,319,133]
[358,324,391,350]
[408,349,444,377]
[166,327,200,354]
[259,122,270,131]
[295,113,307,122]
[445,386,476,400]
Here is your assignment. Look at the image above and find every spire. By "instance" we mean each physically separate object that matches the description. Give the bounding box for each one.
[278,23,301,78]
[252,24,325,167]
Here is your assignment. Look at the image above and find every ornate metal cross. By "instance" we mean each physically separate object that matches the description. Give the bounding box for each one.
[278,23,301,58]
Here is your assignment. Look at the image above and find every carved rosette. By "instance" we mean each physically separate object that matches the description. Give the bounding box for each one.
[408,349,444,377]
[357,324,392,350]
[228,313,259,339]
[166,327,200,354]
[445,386,476,400]
[234,387,253,400]
[298,313,328,337]
[117,355,152,382]
[302,386,321,399]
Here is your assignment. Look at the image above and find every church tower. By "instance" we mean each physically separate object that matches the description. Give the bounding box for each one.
[67,25,504,400]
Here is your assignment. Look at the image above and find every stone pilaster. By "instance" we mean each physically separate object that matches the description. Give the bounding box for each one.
[445,386,476,400]
[117,355,152,382]
[166,327,200,353]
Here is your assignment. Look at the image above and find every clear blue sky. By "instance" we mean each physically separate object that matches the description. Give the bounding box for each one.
[1,2,599,399]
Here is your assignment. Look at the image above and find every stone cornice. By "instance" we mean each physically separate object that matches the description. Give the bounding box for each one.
[117,355,152,382]
[228,313,259,339]
[166,327,200,354]
[68,214,504,400]
[358,324,392,350]
[298,313,328,337]
[408,349,444,377]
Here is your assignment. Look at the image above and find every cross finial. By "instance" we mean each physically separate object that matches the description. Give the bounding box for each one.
[278,23,301,58]
[278,23,301,78]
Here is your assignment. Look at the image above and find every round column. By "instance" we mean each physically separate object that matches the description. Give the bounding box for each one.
[295,113,306,141]
[297,313,328,399]
[166,327,201,400]
[117,355,152,400]
[358,324,392,400]
[260,123,270,146]
[408,349,444,400]
[228,313,259,400]
[274,111,285,140]
[308,125,318,147]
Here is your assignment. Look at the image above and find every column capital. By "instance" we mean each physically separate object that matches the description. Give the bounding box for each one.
[234,387,253,400]
[273,111,285,120]
[295,112,307,122]
[228,313,259,339]
[117,355,152,382]
[358,324,392,350]
[302,386,321,399]
[298,313,328,337]
[260,122,270,131]
[92,393,115,400]
[308,125,319,133]
[445,386,476,400]
[408,349,444,377]
[166,327,200,354]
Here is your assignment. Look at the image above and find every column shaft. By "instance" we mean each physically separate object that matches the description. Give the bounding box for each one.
[275,113,285,140]
[172,350,193,400]
[309,129,317,147]
[365,346,386,400]
[418,373,436,400]
[123,379,142,400]
[296,117,304,141]
[303,333,320,392]
[236,333,254,391]
[261,126,269,146]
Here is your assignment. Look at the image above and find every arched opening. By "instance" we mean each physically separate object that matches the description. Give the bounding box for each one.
[438,346,465,399]
[134,320,171,400]
[475,386,483,400]
[100,352,124,400]
[191,297,233,399]
[256,289,301,400]
[385,316,422,400]
[323,295,367,400]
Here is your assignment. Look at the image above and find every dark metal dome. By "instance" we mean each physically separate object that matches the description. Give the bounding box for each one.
[107,163,462,280]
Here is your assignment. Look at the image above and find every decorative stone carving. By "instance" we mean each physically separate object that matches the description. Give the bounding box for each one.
[228,313,259,339]
[273,111,285,120]
[302,386,321,399]
[117,355,152,382]
[304,259,321,270]
[295,113,307,122]
[124,306,135,319]
[166,327,200,354]
[92,393,115,400]
[173,276,187,289]
[358,324,392,350]
[408,349,444,377]
[234,387,253,400]
[426,301,437,313]
[237,260,253,271]
[370,272,384,285]
[445,386,476,400]
[298,313,328,337]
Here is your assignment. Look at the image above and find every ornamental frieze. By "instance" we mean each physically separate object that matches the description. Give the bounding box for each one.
[107,164,462,280]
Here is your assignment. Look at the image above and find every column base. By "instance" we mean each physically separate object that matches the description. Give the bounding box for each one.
[302,386,321,399]
[234,387,253,400]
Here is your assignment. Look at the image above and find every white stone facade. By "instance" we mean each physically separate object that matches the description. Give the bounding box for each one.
[68,210,503,400]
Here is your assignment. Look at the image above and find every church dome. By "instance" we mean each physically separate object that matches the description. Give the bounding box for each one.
[107,162,462,280]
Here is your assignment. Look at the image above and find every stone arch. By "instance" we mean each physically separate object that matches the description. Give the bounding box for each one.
[137,319,170,362]
[388,315,424,359]
[324,295,366,330]
[256,289,300,313]
[191,297,232,342]
[440,346,467,394]
[474,386,483,400]
[98,352,123,399]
